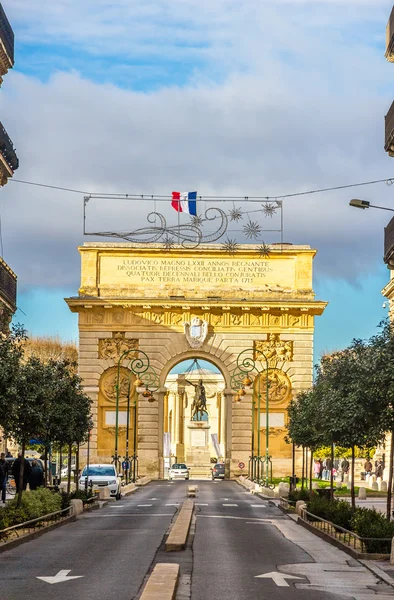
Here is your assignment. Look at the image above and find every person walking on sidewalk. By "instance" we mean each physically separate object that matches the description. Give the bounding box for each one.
[12,453,32,492]
[28,460,43,490]
[340,458,350,482]
[0,452,8,504]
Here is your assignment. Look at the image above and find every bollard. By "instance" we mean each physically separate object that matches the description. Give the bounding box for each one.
[70,499,83,516]
[371,482,379,491]
[336,482,342,489]
[98,487,110,500]
[278,482,290,497]
[358,486,367,500]
[370,474,376,484]
[380,481,388,493]
[296,501,306,515]
[311,481,319,490]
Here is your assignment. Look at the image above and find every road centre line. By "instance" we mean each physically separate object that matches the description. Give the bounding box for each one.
[195,503,208,506]
[198,515,271,521]
[138,504,153,507]
[250,504,266,508]
[222,503,238,507]
[85,513,174,517]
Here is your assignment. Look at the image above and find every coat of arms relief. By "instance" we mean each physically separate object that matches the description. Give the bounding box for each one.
[99,332,139,360]
[183,317,209,349]
[253,334,294,407]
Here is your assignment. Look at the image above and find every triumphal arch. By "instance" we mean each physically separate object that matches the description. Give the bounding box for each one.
[66,242,326,479]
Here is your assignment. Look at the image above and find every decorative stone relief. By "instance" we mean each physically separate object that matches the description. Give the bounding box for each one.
[257,368,292,406]
[260,427,286,438]
[289,315,300,327]
[99,333,139,360]
[92,310,105,324]
[269,315,281,326]
[231,314,242,326]
[100,368,131,403]
[113,309,125,323]
[170,312,183,325]
[183,317,208,349]
[254,334,294,367]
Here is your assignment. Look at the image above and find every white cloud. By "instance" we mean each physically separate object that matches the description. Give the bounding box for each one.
[0,0,393,291]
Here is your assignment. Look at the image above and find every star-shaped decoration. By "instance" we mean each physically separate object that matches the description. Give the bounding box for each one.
[229,207,243,222]
[243,220,262,240]
[222,238,239,255]
[190,214,204,227]
[262,203,277,217]
[257,244,270,258]
[163,235,175,251]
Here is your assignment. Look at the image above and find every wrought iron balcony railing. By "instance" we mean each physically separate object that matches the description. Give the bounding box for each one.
[0,3,14,64]
[385,101,394,157]
[0,257,16,311]
[386,6,394,62]
[0,121,18,172]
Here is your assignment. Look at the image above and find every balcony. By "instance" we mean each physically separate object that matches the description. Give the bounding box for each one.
[0,256,16,312]
[384,217,394,268]
[0,3,14,85]
[385,101,394,157]
[386,6,394,62]
[0,121,18,185]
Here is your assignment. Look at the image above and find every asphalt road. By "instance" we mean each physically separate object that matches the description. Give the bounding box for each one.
[0,481,387,600]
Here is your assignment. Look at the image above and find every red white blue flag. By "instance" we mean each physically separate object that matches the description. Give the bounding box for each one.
[171,191,197,215]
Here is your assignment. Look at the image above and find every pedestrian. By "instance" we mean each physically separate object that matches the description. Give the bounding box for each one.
[12,453,32,492]
[318,459,323,480]
[364,459,373,476]
[313,459,321,479]
[340,457,350,482]
[5,449,12,458]
[376,460,384,479]
[28,460,44,490]
[0,452,8,504]
[325,457,332,480]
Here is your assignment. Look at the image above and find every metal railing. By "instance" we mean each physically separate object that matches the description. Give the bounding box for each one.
[0,3,14,64]
[279,496,296,510]
[0,257,16,310]
[299,507,392,554]
[0,506,72,543]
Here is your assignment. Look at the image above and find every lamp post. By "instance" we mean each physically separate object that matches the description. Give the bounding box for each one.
[114,348,159,479]
[349,199,394,212]
[230,348,272,488]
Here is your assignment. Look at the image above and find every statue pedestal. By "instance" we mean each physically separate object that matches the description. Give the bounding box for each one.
[186,421,211,466]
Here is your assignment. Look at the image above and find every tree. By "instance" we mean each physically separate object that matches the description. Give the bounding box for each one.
[23,335,77,365]
[314,341,389,508]
[0,325,26,437]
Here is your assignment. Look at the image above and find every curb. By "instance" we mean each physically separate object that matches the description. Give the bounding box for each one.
[360,559,394,589]
[0,514,76,553]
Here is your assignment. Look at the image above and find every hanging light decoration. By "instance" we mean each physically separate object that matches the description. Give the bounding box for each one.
[242,375,253,387]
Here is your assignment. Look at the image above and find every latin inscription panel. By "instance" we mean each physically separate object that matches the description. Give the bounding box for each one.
[99,255,296,297]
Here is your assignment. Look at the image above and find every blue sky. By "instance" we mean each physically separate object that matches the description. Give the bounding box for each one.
[2,0,394,364]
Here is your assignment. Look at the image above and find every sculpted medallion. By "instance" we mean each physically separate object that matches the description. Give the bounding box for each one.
[257,368,292,406]
[101,368,131,403]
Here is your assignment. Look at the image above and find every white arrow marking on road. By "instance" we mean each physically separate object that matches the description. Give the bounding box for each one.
[37,570,84,585]
[255,572,304,587]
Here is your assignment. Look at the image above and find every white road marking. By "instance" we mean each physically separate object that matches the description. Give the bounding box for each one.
[165,503,180,506]
[37,570,84,585]
[198,515,271,521]
[149,498,157,500]
[222,503,238,507]
[195,503,208,506]
[137,504,152,507]
[250,504,266,508]
[85,513,173,517]
[255,572,304,587]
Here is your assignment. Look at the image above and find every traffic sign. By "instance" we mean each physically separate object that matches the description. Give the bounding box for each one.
[238,461,245,469]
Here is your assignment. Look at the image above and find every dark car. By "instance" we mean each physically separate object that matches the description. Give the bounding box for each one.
[211,463,225,480]
[5,456,44,473]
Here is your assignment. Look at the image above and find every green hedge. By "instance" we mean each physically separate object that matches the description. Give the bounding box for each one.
[305,497,394,553]
[0,488,62,530]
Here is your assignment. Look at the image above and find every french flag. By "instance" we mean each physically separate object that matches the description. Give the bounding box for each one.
[171,191,197,215]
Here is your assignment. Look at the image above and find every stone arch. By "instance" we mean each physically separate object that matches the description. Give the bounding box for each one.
[159,350,232,390]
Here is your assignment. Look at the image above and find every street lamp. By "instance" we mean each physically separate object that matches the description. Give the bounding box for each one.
[349,199,394,212]
[114,349,159,476]
[230,348,272,488]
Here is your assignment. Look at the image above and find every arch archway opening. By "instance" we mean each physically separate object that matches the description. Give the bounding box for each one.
[164,358,226,479]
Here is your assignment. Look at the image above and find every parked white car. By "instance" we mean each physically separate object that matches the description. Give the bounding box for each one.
[79,464,122,500]
[168,463,190,481]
